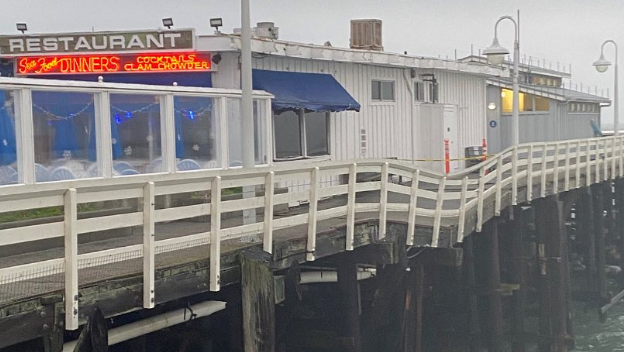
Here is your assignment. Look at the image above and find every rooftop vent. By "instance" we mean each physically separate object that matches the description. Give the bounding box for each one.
[255,22,279,40]
[350,19,383,51]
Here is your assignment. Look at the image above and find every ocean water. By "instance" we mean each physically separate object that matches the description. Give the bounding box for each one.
[573,301,624,351]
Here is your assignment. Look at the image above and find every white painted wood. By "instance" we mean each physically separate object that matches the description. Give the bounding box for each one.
[155,180,215,196]
[0,222,64,246]
[603,139,608,181]
[306,167,320,261]
[155,232,210,250]
[346,163,357,251]
[155,203,211,223]
[431,177,446,247]
[160,94,176,173]
[210,176,222,291]
[0,195,64,213]
[495,157,503,216]
[77,244,143,268]
[457,176,469,243]
[476,167,485,233]
[406,170,420,246]
[575,141,581,189]
[596,140,602,182]
[272,190,310,206]
[564,142,571,191]
[611,137,616,179]
[512,147,518,205]
[220,197,265,213]
[586,140,592,187]
[143,182,155,309]
[95,91,113,178]
[64,188,79,331]
[541,144,548,198]
[16,88,34,184]
[553,143,560,194]
[218,98,229,169]
[378,162,389,239]
[318,184,350,198]
[263,171,275,253]
[77,213,143,234]
[619,136,624,178]
[0,257,64,280]
[527,144,534,202]
[78,187,142,203]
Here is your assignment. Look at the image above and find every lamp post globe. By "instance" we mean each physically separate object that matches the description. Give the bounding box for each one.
[593,54,611,73]
[483,38,510,65]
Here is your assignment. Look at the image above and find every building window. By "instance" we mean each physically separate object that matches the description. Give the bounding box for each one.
[414,80,438,103]
[414,81,425,102]
[501,89,549,113]
[274,109,330,160]
[372,80,395,101]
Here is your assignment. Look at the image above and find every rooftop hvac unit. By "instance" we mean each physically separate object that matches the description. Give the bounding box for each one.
[350,19,383,51]
[255,22,279,40]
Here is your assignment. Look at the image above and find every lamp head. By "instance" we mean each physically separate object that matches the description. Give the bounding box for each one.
[162,18,174,29]
[16,23,27,34]
[483,37,510,65]
[593,53,612,73]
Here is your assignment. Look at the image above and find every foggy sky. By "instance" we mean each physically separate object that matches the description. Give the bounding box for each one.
[1,0,622,127]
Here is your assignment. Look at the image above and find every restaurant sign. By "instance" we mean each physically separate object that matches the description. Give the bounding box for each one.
[0,30,195,56]
[16,53,212,75]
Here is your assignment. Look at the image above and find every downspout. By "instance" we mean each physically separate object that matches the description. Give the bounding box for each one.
[403,68,416,164]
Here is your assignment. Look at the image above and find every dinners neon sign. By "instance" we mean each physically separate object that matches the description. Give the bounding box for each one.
[17,53,212,75]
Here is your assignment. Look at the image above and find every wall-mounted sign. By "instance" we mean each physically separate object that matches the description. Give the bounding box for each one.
[0,30,194,56]
[489,120,497,128]
[16,53,212,75]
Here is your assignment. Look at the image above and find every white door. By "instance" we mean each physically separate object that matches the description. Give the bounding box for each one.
[443,105,459,171]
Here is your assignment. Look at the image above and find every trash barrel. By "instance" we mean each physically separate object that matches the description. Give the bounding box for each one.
[465,146,484,168]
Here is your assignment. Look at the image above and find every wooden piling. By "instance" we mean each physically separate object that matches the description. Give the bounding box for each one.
[484,220,504,352]
[510,207,527,352]
[337,259,363,352]
[241,248,276,352]
[463,234,481,352]
[534,199,552,352]
[592,184,609,317]
[615,179,624,287]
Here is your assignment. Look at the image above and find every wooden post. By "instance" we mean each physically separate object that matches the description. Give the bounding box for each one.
[484,220,504,352]
[511,207,527,352]
[592,184,609,321]
[241,248,276,352]
[605,182,616,243]
[534,200,552,352]
[463,235,481,352]
[337,259,363,352]
[616,179,624,287]
[402,263,424,352]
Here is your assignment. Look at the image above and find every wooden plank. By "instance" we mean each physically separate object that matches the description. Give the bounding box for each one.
[553,143,560,193]
[241,248,275,352]
[143,182,155,309]
[263,172,275,254]
[407,170,420,246]
[77,187,142,203]
[512,147,519,205]
[77,212,143,234]
[346,163,357,250]
[0,222,64,246]
[541,144,548,198]
[576,141,581,189]
[379,162,389,239]
[64,188,79,331]
[432,177,446,247]
[0,194,64,213]
[484,220,504,352]
[476,167,486,232]
[154,203,211,223]
[495,157,503,216]
[457,177,469,243]
[337,259,363,352]
[210,176,222,292]
[307,167,320,261]
[564,142,571,191]
[586,140,592,187]
[527,144,534,201]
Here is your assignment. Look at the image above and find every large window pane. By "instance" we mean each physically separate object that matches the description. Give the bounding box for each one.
[110,94,162,175]
[32,91,96,182]
[0,89,18,185]
[274,111,302,159]
[381,81,395,101]
[371,81,381,100]
[227,98,268,167]
[253,100,268,165]
[174,96,218,171]
[305,112,329,156]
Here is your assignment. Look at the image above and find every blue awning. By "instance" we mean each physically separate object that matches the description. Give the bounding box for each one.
[252,69,360,112]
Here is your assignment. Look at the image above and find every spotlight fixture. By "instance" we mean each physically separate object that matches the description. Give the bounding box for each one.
[162,18,174,29]
[210,18,223,33]
[211,53,222,65]
[16,23,27,34]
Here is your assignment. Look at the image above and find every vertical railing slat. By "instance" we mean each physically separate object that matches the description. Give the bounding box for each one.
[603,139,609,181]
[495,156,503,216]
[541,144,548,198]
[564,142,571,191]
[457,176,469,243]
[346,163,357,251]
[512,147,518,205]
[432,177,446,247]
[64,188,79,331]
[306,167,320,261]
[263,171,275,254]
[143,182,155,309]
[406,170,420,246]
[553,143,560,194]
[210,176,222,291]
[476,167,486,233]
[619,136,624,178]
[378,163,389,240]
[527,144,534,202]
[586,140,592,187]
[611,136,617,179]
[575,140,581,189]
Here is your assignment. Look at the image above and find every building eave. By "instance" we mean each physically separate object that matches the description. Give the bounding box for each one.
[487,78,611,104]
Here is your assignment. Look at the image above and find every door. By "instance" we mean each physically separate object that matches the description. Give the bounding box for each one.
[443,105,459,171]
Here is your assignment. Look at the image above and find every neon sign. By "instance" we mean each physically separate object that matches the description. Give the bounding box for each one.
[16,53,212,75]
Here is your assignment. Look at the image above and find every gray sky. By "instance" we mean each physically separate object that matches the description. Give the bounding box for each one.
[1,0,622,127]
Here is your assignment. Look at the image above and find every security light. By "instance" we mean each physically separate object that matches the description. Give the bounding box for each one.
[593,53,611,73]
[162,18,174,29]
[16,23,27,34]
[483,38,509,65]
[210,18,223,29]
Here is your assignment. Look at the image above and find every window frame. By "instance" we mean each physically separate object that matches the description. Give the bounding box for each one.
[371,79,396,103]
[272,109,331,161]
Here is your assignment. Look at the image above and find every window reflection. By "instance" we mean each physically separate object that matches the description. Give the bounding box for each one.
[174,96,218,171]
[0,90,18,185]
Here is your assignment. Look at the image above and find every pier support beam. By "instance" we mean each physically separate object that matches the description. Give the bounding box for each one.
[483,220,504,352]
[463,235,481,352]
[241,248,276,352]
[592,184,609,320]
[337,258,363,352]
[510,207,528,352]
[616,179,624,287]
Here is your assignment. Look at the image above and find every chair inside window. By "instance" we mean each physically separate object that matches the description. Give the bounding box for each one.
[177,159,201,171]
[51,166,76,181]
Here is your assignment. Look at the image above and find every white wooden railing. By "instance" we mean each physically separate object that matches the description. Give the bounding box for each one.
[1,135,623,330]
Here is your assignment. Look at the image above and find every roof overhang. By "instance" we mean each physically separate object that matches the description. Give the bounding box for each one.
[487,78,611,104]
[196,35,509,78]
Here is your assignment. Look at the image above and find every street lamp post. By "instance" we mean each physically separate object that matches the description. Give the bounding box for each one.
[241,0,256,225]
[593,40,619,136]
[484,15,520,146]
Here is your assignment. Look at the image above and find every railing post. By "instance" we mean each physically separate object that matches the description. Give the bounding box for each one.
[512,147,519,205]
[541,144,548,198]
[495,156,503,216]
[596,140,602,183]
[143,182,155,309]
[64,188,79,331]
[432,177,446,247]
[210,176,222,291]
[346,163,357,251]
[611,136,617,179]
[586,140,592,187]
[457,176,469,243]
[564,142,571,191]
[378,163,389,239]
[307,167,320,261]
[263,171,275,254]
[527,144,534,202]
[576,141,582,188]
[553,143,560,194]
[407,170,420,246]
[15,88,35,184]
[603,139,609,182]
[477,167,486,232]
[619,136,624,178]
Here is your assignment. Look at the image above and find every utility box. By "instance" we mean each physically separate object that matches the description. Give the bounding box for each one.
[350,19,383,51]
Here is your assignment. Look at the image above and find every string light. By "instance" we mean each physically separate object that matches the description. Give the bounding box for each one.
[33,100,94,120]
[115,113,122,125]
[188,110,195,120]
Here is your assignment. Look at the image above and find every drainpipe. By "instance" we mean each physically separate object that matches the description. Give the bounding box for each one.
[403,68,416,164]
[62,301,226,351]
